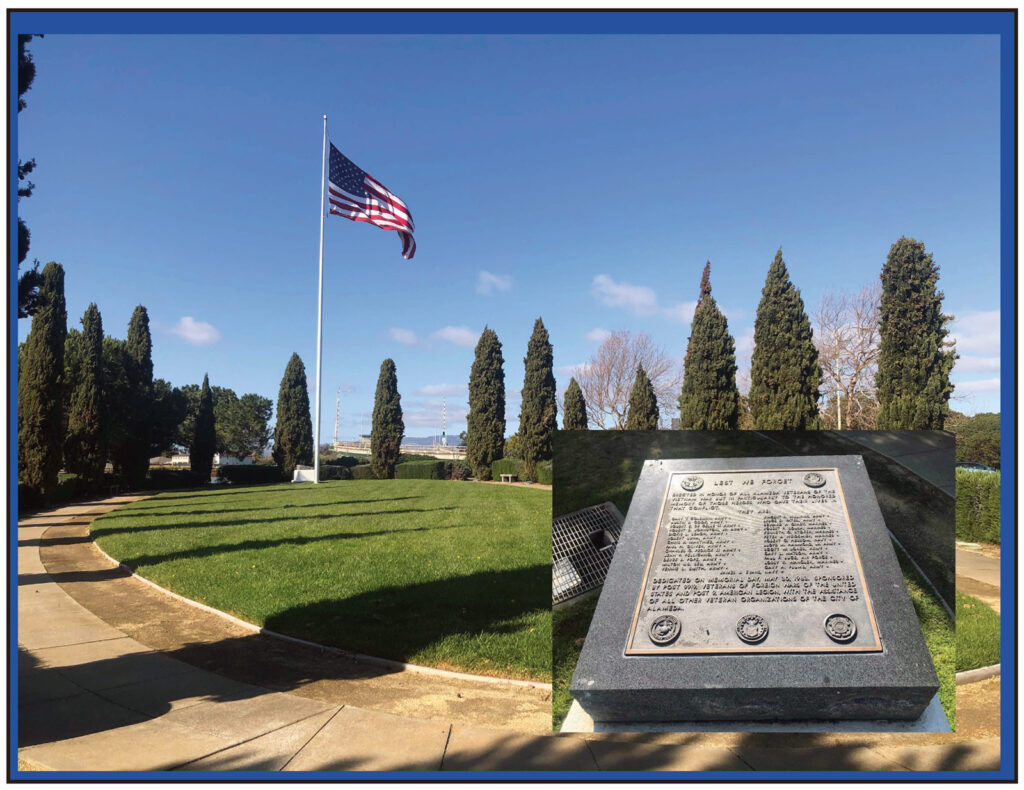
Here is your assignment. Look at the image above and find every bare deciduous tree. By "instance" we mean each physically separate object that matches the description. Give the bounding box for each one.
[573,330,680,429]
[814,284,881,430]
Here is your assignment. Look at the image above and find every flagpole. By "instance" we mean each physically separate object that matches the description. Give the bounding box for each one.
[313,114,327,485]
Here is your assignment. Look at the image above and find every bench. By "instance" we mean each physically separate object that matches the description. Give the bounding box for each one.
[500,473,518,483]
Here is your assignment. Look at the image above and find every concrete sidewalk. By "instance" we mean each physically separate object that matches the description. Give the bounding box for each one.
[17,498,1000,773]
[956,544,1001,613]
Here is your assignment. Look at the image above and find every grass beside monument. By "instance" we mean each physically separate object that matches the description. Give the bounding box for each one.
[955,592,1000,673]
[92,479,551,681]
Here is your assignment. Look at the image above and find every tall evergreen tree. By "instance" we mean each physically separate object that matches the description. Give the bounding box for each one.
[190,374,216,479]
[466,327,506,479]
[876,237,956,429]
[748,249,823,429]
[64,303,106,488]
[625,364,659,430]
[563,377,588,430]
[101,337,131,475]
[679,266,740,429]
[18,262,67,499]
[697,260,712,307]
[370,359,404,479]
[518,318,557,479]
[119,305,154,488]
[272,353,313,479]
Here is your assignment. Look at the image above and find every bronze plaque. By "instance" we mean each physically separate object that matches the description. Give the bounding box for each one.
[626,467,882,654]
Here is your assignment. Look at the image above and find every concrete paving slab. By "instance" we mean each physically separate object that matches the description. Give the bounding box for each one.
[874,739,1001,771]
[95,667,271,717]
[731,745,907,771]
[17,664,88,706]
[957,547,1000,589]
[20,716,235,771]
[586,739,751,771]
[34,637,194,691]
[442,726,597,771]
[285,706,449,772]
[162,690,335,743]
[18,691,148,747]
[19,615,125,651]
[179,708,339,772]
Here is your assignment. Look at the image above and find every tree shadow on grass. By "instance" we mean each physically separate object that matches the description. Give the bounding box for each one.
[101,519,473,569]
[91,506,457,538]
[101,496,422,521]
[263,564,551,676]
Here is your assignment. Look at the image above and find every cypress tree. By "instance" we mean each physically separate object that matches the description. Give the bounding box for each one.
[190,374,216,479]
[18,262,67,499]
[64,304,106,489]
[466,327,506,480]
[748,249,823,429]
[876,237,956,429]
[563,377,588,430]
[679,265,740,430]
[697,260,712,307]
[272,353,314,479]
[120,305,154,488]
[101,337,131,476]
[518,318,557,480]
[625,364,659,430]
[370,358,404,479]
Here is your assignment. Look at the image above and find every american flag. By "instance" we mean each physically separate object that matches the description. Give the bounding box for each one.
[327,142,416,259]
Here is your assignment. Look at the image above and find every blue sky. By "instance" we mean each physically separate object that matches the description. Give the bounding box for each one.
[16,33,1002,441]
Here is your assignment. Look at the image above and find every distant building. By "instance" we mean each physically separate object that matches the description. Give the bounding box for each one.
[165,453,254,467]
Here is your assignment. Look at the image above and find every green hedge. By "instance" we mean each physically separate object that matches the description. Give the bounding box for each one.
[323,455,367,468]
[351,464,376,480]
[396,460,447,480]
[146,468,209,490]
[536,462,553,486]
[955,469,1000,544]
[214,465,282,485]
[491,458,523,481]
[446,461,473,481]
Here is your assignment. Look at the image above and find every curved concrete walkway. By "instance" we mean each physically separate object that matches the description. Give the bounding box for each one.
[17,498,1000,773]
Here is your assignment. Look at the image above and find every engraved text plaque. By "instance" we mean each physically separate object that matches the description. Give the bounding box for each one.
[626,467,881,654]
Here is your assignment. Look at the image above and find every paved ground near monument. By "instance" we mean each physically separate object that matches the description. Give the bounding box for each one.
[956,543,1001,614]
[17,498,1000,772]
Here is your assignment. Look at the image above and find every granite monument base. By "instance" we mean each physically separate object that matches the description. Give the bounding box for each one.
[569,455,941,725]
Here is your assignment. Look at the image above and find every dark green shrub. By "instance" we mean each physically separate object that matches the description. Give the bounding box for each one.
[396,460,446,479]
[491,457,523,481]
[446,461,473,481]
[324,455,367,468]
[216,465,284,485]
[536,462,553,486]
[955,469,1000,544]
[351,464,376,480]
[146,468,207,490]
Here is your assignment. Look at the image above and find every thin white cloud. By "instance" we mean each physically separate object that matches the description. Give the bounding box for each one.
[949,310,1000,355]
[586,328,611,343]
[476,270,513,296]
[168,316,221,346]
[955,377,1000,395]
[591,274,659,315]
[388,327,419,346]
[662,301,699,324]
[431,326,478,348]
[416,383,466,397]
[954,356,1000,374]
[590,275,698,324]
[557,363,591,378]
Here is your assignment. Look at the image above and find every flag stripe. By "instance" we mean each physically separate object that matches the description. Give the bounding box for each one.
[326,141,416,259]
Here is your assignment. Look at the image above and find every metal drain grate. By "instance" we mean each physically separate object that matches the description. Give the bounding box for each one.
[552,502,624,605]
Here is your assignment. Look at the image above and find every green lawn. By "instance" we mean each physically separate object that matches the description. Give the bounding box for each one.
[552,593,599,730]
[92,480,552,681]
[955,592,1000,673]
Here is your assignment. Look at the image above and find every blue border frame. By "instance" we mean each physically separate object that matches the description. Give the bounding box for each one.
[8,9,1016,782]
